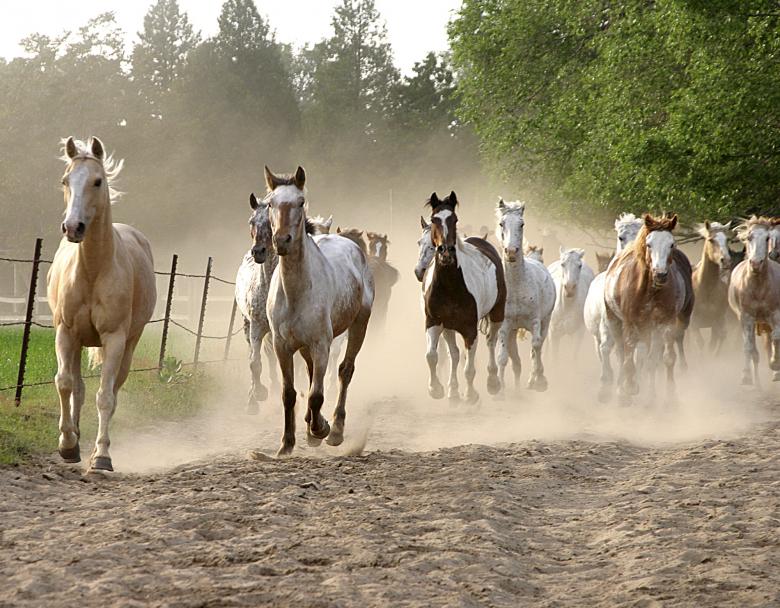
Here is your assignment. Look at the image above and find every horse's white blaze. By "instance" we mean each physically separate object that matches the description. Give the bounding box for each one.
[646,230,675,275]
[746,225,771,265]
[497,210,524,253]
[434,209,452,238]
[614,213,643,253]
[63,164,93,230]
[415,226,435,281]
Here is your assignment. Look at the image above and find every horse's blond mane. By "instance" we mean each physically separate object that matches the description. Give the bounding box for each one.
[737,215,771,240]
[60,137,124,201]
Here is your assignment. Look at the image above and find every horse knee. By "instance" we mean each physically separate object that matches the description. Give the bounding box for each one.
[55,371,73,393]
[308,391,324,413]
[338,360,355,384]
[282,386,297,410]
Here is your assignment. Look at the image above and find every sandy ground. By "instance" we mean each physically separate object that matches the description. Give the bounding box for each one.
[1,380,779,607]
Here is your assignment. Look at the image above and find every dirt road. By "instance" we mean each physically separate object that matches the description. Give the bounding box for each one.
[1,398,778,607]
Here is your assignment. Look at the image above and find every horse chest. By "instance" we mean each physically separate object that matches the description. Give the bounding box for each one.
[425,267,478,331]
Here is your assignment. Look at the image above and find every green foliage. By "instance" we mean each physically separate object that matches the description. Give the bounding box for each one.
[450,0,780,221]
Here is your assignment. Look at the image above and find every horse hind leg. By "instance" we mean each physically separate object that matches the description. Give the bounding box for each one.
[485,321,501,395]
[247,323,268,414]
[507,328,523,393]
[55,328,81,463]
[327,307,371,447]
[263,333,279,394]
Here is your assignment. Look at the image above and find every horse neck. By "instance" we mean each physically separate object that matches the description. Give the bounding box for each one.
[697,242,721,284]
[78,195,114,281]
[277,229,318,299]
[263,250,278,282]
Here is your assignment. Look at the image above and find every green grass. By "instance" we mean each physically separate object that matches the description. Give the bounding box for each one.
[0,327,220,465]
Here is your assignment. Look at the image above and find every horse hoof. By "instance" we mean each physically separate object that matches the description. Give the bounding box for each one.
[325,429,344,447]
[773,371,780,382]
[59,444,81,463]
[276,444,294,458]
[528,376,548,392]
[486,375,501,395]
[306,433,323,447]
[91,456,113,472]
[308,418,331,442]
[246,402,259,415]
[465,391,479,405]
[428,384,445,400]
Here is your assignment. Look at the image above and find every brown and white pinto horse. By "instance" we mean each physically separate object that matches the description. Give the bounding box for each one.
[423,191,506,403]
[604,214,694,401]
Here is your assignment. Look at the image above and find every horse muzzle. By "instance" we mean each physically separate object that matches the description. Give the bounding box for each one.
[564,284,577,298]
[504,247,519,263]
[62,221,85,243]
[414,266,425,282]
[273,234,293,256]
[652,271,669,287]
[750,260,765,272]
[251,246,267,264]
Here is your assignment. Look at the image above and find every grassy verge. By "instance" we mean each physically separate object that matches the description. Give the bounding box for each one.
[0,327,221,465]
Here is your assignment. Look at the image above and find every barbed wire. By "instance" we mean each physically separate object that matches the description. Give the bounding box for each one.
[169,319,243,340]
[0,256,53,264]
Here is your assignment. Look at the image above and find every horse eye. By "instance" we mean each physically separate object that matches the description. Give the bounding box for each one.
[499,222,505,228]
[94,178,102,187]
[61,178,67,186]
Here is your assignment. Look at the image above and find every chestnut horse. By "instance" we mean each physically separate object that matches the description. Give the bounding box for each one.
[423,192,506,403]
[47,137,156,471]
[604,214,694,401]
[265,166,373,456]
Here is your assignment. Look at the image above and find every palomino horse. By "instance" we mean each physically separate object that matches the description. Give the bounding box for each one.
[47,137,156,471]
[366,231,400,333]
[548,247,594,355]
[584,213,643,400]
[728,217,780,385]
[265,166,373,456]
[494,199,556,392]
[604,214,694,401]
[423,192,506,403]
[690,221,733,354]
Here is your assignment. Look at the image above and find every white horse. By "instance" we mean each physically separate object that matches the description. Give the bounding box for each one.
[47,137,156,471]
[729,217,780,385]
[495,199,556,392]
[265,166,373,456]
[583,213,643,400]
[548,247,594,355]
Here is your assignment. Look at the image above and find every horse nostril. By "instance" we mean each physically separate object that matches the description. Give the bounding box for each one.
[437,245,444,253]
[61,222,66,234]
[284,235,291,244]
[76,222,85,235]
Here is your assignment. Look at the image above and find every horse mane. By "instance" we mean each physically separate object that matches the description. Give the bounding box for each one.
[307,215,332,235]
[265,173,298,189]
[614,212,643,232]
[524,244,542,254]
[495,200,525,220]
[336,227,368,255]
[60,137,124,201]
[737,215,771,240]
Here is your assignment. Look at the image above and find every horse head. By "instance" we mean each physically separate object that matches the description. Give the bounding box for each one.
[265,165,307,256]
[614,213,644,253]
[495,198,526,263]
[415,217,434,282]
[697,220,732,273]
[640,213,678,287]
[738,216,773,273]
[769,218,780,262]
[427,191,459,267]
[367,231,390,261]
[247,192,272,264]
[60,136,121,243]
[524,244,544,264]
[559,247,586,297]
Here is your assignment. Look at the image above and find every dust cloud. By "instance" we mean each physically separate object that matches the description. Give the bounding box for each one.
[108,208,777,474]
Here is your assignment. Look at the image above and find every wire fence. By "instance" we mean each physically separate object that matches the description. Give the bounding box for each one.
[0,239,242,405]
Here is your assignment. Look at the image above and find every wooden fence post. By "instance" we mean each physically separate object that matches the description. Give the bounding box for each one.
[15,238,43,405]
[193,257,212,368]
[223,298,238,361]
[158,253,178,370]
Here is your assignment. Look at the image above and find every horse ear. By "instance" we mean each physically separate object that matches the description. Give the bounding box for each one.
[429,192,439,206]
[559,245,566,256]
[704,220,711,232]
[65,136,77,159]
[449,191,459,206]
[90,136,104,160]
[669,214,678,230]
[324,215,333,230]
[249,193,259,210]
[497,197,506,211]
[420,216,429,229]
[294,166,306,189]
[643,214,654,228]
[264,166,277,191]
[337,226,342,234]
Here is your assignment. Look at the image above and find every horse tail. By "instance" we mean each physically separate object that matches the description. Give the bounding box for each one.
[87,347,104,370]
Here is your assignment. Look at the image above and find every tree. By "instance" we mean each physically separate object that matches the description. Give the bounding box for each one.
[131,0,199,107]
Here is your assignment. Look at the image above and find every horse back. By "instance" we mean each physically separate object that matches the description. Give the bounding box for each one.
[465,236,506,322]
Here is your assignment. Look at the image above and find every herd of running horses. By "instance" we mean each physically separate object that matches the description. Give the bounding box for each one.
[47,137,780,471]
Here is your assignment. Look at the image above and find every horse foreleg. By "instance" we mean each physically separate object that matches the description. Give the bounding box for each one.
[528,318,549,392]
[675,323,688,372]
[739,315,758,386]
[464,337,479,405]
[486,321,501,395]
[247,321,268,413]
[305,343,331,447]
[663,325,678,402]
[619,326,639,401]
[426,325,444,399]
[442,329,460,403]
[274,342,297,457]
[55,328,81,463]
[327,308,371,447]
[597,315,617,403]
[507,327,522,392]
[496,321,511,394]
[91,332,127,471]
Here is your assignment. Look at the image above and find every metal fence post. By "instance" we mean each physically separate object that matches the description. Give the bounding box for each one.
[193,257,212,368]
[15,238,43,405]
[158,253,178,370]
[223,298,238,361]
